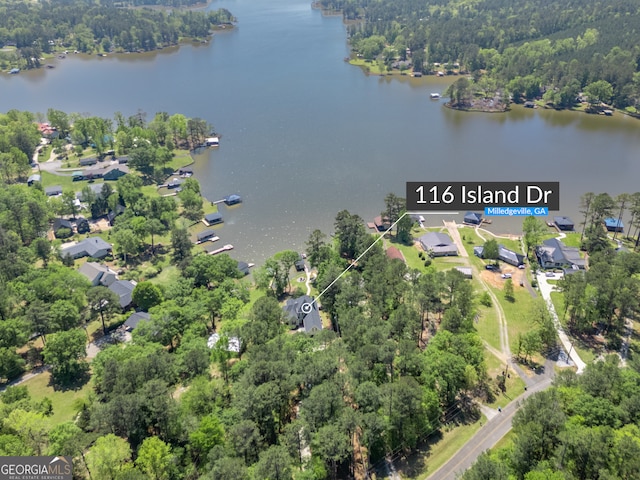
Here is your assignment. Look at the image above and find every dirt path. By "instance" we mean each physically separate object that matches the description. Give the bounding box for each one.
[443,221,468,257]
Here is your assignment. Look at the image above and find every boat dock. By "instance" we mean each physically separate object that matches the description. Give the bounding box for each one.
[195,236,220,245]
[208,244,234,255]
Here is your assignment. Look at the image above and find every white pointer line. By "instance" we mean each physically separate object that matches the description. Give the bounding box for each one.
[310,211,408,307]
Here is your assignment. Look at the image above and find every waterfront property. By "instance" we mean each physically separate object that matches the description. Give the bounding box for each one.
[604,217,624,232]
[196,229,217,243]
[205,137,220,147]
[370,215,391,231]
[554,216,575,231]
[474,244,525,266]
[60,237,112,260]
[419,232,458,257]
[223,194,242,206]
[237,260,250,276]
[535,237,586,269]
[204,212,223,226]
[283,295,323,334]
[463,211,483,226]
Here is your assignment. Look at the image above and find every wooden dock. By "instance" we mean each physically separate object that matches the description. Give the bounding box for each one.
[208,244,234,255]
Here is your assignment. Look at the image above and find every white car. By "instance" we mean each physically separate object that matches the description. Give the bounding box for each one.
[501,273,512,279]
[545,272,555,277]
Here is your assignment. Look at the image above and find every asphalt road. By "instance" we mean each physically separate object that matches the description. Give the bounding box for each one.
[427,377,553,480]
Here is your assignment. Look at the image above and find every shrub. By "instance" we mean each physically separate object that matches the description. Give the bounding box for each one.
[479,291,492,307]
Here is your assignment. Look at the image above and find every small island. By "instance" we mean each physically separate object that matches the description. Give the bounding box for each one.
[0,0,235,73]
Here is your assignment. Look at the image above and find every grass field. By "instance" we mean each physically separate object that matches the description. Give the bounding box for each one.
[486,282,536,354]
[475,303,501,351]
[20,371,93,427]
[484,350,527,409]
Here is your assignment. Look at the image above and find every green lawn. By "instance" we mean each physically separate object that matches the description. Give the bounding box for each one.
[20,371,93,428]
[40,170,106,192]
[550,291,565,320]
[475,304,501,352]
[484,350,527,409]
[486,283,536,354]
[561,232,582,248]
[148,264,180,288]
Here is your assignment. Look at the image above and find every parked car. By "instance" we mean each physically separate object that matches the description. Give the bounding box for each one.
[545,272,555,277]
[518,264,526,269]
[486,265,498,271]
[501,273,512,279]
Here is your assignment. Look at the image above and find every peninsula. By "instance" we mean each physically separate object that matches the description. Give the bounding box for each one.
[0,0,235,72]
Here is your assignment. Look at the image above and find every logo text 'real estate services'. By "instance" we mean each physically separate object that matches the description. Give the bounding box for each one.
[0,457,72,480]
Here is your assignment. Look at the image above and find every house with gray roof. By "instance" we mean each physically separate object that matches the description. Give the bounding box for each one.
[536,238,586,270]
[60,237,112,260]
[419,232,458,256]
[553,216,574,231]
[109,280,136,309]
[474,244,525,266]
[45,185,63,196]
[463,212,483,225]
[27,174,41,186]
[124,311,150,331]
[283,295,323,334]
[78,262,117,287]
[204,212,223,226]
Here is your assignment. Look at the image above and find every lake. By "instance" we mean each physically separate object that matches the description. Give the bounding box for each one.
[2,0,640,263]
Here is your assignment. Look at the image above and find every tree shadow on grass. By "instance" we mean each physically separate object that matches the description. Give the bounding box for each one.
[48,366,91,392]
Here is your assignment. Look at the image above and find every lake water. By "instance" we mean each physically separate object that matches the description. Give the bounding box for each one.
[2,0,640,263]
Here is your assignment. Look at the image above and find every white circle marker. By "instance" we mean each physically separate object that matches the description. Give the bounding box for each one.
[301,303,313,314]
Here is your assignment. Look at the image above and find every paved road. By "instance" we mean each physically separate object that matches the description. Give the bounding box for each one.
[427,377,553,480]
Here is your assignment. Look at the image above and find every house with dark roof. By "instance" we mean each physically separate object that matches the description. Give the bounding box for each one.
[83,168,105,180]
[372,215,391,231]
[27,174,41,186]
[604,217,624,232]
[76,183,106,202]
[419,232,458,256]
[78,262,117,286]
[283,295,323,334]
[553,216,574,231]
[76,218,90,234]
[204,212,223,226]
[223,194,242,206]
[117,156,129,164]
[109,280,136,309]
[196,230,217,242]
[79,157,98,167]
[167,178,183,189]
[474,244,525,266]
[45,185,63,197]
[536,238,586,270]
[124,311,150,331]
[463,212,483,225]
[60,237,112,260]
[237,261,250,276]
[103,165,129,181]
[52,218,73,238]
[178,167,193,176]
[107,204,125,226]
